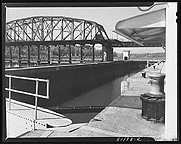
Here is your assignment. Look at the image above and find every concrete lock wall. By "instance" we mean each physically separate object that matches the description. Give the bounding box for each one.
[5,61,146,108]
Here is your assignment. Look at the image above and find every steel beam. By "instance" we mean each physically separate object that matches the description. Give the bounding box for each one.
[69,45,72,64]
[18,46,21,67]
[14,22,16,41]
[71,20,74,40]
[5,16,114,66]
[22,20,25,40]
[37,45,40,65]
[9,46,12,67]
[41,18,44,41]
[106,44,113,61]
[51,18,53,41]
[58,45,61,64]
[28,46,30,66]
[102,44,106,62]
[32,18,34,41]
[6,16,108,43]
[61,19,64,40]
[48,46,50,64]
[92,44,95,62]
[80,45,83,63]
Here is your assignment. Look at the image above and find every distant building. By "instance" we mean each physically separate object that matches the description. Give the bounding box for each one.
[123,50,131,61]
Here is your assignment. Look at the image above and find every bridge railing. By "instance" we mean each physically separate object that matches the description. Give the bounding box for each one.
[5,75,50,130]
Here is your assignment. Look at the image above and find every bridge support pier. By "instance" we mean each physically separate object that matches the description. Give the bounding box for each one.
[48,46,50,65]
[37,45,40,65]
[80,45,83,63]
[9,46,13,67]
[69,45,72,64]
[92,44,95,62]
[102,43,113,62]
[102,44,106,62]
[28,46,30,66]
[18,46,21,67]
[106,44,113,61]
[58,45,61,64]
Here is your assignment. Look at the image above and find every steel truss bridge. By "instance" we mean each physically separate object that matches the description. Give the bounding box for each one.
[5,16,160,68]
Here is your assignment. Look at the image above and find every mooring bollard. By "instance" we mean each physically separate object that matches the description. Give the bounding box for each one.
[141,72,146,78]
[140,72,165,123]
[148,72,165,96]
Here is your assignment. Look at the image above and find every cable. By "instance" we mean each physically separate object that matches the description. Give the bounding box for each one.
[138,2,167,12]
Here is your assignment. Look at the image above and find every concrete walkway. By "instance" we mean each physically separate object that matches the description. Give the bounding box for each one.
[17,61,166,141]
[6,99,72,138]
[69,61,165,140]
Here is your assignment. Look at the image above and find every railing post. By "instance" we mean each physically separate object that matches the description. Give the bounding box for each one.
[9,75,12,110]
[47,79,50,99]
[5,75,50,130]
[34,78,39,130]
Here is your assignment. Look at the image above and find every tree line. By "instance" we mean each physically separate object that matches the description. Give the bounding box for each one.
[5,45,118,58]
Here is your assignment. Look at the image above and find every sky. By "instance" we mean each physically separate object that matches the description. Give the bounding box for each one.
[6,3,166,54]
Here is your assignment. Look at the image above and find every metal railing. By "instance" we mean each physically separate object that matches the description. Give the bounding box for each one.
[5,75,50,130]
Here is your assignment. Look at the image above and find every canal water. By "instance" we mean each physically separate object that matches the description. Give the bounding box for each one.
[53,73,132,124]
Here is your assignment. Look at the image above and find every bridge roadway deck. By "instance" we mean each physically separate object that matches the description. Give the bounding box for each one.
[6,61,166,141]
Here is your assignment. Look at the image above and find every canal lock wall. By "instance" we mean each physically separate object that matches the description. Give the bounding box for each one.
[5,61,146,108]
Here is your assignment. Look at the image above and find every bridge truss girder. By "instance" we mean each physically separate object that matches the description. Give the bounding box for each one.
[5,16,162,68]
[5,16,114,67]
[6,16,109,42]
